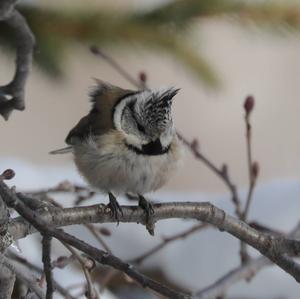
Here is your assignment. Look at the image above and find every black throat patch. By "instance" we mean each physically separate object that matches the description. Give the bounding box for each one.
[126,138,170,156]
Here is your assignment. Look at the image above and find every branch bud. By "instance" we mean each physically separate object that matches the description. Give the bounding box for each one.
[252,161,260,179]
[99,227,111,237]
[83,257,96,271]
[221,164,228,177]
[90,45,100,55]
[139,71,147,83]
[0,169,15,180]
[244,95,255,115]
[190,139,200,152]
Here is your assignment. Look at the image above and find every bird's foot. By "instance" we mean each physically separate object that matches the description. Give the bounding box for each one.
[106,192,123,224]
[138,195,155,236]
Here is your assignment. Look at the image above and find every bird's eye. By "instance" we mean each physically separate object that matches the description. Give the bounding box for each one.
[137,122,145,134]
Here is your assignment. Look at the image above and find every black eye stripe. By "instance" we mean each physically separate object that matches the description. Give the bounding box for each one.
[136,122,145,133]
[127,103,146,134]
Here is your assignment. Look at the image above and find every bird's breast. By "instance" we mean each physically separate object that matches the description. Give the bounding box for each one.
[72,131,183,194]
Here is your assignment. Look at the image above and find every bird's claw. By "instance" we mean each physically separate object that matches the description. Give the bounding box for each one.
[107,193,123,225]
[138,195,155,235]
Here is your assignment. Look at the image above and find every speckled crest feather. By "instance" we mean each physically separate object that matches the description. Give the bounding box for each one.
[136,87,179,131]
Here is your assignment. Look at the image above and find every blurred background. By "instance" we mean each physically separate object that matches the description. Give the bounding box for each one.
[2,0,300,298]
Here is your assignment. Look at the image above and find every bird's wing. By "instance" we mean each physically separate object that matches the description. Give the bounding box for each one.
[66,80,136,146]
[65,114,92,145]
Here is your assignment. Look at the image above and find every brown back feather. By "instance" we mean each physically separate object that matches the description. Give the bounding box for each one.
[66,81,135,145]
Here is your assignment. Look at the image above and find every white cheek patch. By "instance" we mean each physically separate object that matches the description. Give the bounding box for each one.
[113,94,144,149]
[160,125,175,149]
[113,96,134,131]
[113,88,177,150]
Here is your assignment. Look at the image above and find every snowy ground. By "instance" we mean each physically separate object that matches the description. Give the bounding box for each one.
[2,158,300,299]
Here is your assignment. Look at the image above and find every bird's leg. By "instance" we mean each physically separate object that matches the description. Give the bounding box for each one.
[106,192,123,224]
[138,195,155,235]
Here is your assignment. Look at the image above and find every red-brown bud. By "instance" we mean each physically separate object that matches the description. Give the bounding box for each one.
[221,164,228,177]
[57,180,73,191]
[244,95,255,115]
[252,161,260,178]
[0,169,15,180]
[190,139,200,152]
[99,227,111,237]
[55,256,71,269]
[139,71,147,83]
[90,45,100,55]
[84,257,96,271]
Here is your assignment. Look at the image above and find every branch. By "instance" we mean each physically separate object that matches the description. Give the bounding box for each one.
[196,222,300,298]
[242,96,258,220]
[91,46,144,89]
[195,256,270,299]
[2,176,300,293]
[0,171,15,299]
[239,96,259,264]
[0,254,16,299]
[0,195,12,253]
[177,134,243,217]
[5,191,300,283]
[42,235,54,299]
[2,184,190,299]
[62,242,98,299]
[2,255,45,298]
[9,250,76,299]
[130,223,208,265]
[0,3,35,120]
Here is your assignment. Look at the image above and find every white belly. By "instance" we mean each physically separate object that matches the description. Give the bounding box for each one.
[73,133,183,195]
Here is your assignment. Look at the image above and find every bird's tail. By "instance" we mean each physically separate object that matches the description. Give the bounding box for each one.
[49,146,72,155]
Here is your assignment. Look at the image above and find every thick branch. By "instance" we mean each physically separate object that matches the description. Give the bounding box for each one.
[2,186,190,299]
[0,254,16,299]
[2,178,300,288]
[0,5,35,120]
[0,195,12,253]
[6,198,300,283]
[1,255,45,298]
[0,191,14,298]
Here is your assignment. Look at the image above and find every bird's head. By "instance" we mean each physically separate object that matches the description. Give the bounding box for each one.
[113,87,179,153]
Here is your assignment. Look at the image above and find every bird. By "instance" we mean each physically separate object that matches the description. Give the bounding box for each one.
[50,80,183,233]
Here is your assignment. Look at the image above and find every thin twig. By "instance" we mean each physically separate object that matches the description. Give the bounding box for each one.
[62,242,98,299]
[85,224,112,254]
[130,223,208,265]
[240,96,258,264]
[177,133,243,217]
[195,256,270,299]
[195,221,300,299]
[90,46,144,89]
[242,96,258,220]
[42,235,53,299]
[9,251,76,299]
[99,223,208,296]
[24,180,96,206]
